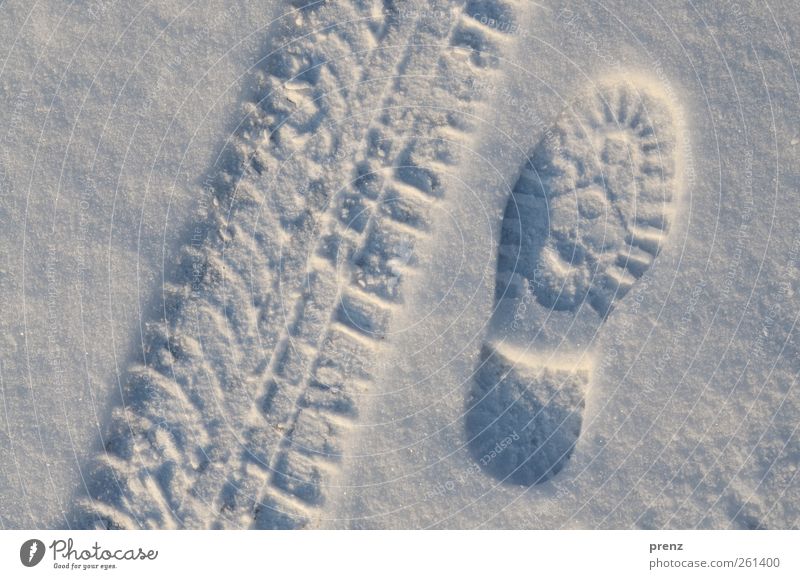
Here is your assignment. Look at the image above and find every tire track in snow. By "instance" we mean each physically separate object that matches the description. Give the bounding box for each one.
[71,0,519,529]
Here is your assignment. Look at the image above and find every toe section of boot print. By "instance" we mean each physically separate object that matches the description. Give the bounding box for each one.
[502,76,682,317]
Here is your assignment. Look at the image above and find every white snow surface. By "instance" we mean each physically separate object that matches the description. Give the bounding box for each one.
[0,0,798,529]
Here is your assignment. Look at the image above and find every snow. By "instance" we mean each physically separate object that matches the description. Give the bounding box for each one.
[0,0,798,529]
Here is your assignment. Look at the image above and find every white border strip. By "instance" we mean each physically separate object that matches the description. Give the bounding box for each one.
[2,530,798,578]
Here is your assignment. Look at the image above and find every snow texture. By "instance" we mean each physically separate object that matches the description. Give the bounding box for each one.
[0,0,798,530]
